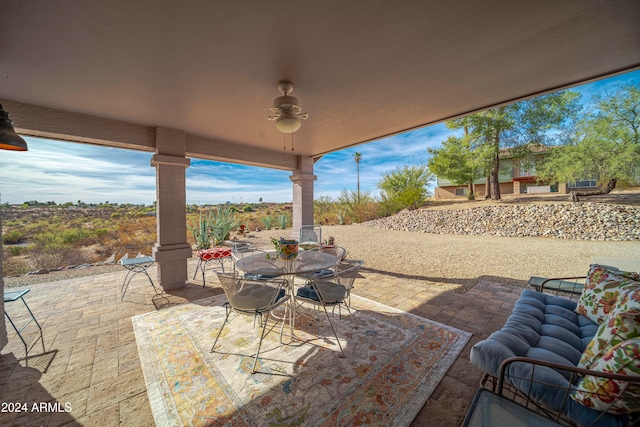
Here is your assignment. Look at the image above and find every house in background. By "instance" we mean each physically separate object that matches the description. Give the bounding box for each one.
[434,147,599,200]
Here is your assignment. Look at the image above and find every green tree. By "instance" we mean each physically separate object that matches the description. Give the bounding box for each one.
[353,152,362,198]
[427,127,491,198]
[378,163,433,211]
[538,83,640,196]
[447,91,581,200]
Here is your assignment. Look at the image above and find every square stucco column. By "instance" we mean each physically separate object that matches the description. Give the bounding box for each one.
[290,156,317,236]
[0,211,9,351]
[151,128,192,290]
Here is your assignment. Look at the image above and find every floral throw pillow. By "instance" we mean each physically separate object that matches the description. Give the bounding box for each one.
[579,287,640,369]
[572,339,640,414]
[576,264,640,325]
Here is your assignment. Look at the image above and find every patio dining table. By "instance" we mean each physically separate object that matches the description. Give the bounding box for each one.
[234,250,338,341]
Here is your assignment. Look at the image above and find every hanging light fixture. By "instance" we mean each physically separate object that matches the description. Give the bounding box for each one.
[0,104,28,151]
[268,81,308,134]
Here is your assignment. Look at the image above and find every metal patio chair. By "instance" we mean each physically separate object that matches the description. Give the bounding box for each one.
[294,259,364,357]
[210,272,289,374]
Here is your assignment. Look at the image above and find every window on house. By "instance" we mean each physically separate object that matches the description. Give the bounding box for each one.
[516,161,536,177]
[570,180,597,188]
[455,188,467,196]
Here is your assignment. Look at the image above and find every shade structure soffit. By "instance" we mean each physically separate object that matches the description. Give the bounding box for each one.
[0,0,638,160]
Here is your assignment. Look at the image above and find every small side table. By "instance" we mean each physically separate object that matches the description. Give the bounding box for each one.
[193,248,232,287]
[120,256,159,300]
[4,289,45,359]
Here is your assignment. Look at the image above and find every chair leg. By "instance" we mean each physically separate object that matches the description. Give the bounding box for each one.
[341,303,359,329]
[210,304,230,353]
[320,305,346,358]
[193,258,202,280]
[201,260,208,288]
[252,311,271,374]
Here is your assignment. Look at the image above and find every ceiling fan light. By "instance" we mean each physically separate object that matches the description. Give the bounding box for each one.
[275,115,301,133]
[272,95,300,109]
[0,104,28,151]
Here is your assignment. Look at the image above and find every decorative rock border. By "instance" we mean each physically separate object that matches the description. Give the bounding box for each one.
[361,202,640,241]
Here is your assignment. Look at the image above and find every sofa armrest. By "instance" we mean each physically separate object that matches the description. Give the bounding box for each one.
[496,356,639,427]
[528,276,586,300]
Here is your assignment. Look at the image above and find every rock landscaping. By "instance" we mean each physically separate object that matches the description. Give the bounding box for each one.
[361,202,640,241]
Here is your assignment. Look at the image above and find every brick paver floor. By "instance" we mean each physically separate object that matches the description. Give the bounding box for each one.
[0,260,522,426]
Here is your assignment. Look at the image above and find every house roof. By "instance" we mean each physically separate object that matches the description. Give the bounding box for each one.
[1,1,639,164]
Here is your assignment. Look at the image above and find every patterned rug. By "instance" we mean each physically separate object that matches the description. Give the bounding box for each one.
[132,294,471,426]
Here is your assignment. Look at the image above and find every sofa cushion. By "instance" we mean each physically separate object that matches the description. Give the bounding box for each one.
[576,264,640,325]
[471,290,596,378]
[579,287,640,369]
[572,339,640,414]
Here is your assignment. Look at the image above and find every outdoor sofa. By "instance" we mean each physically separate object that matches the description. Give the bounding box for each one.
[470,264,640,427]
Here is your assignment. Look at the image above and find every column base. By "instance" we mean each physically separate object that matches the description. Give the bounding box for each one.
[152,243,193,291]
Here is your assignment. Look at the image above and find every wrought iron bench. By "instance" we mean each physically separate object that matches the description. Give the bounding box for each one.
[470,265,640,427]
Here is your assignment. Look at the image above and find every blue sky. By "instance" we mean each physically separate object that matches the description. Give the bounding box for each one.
[1,70,639,206]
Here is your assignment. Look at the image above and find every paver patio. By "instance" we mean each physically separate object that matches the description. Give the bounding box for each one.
[0,260,522,426]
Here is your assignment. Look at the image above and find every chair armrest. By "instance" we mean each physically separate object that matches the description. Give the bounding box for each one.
[497,356,638,395]
[528,276,586,298]
[496,356,640,426]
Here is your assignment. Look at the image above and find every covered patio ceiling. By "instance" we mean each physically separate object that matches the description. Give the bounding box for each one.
[1,0,639,165]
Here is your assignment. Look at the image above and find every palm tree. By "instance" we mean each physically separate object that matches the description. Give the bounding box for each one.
[353,152,362,199]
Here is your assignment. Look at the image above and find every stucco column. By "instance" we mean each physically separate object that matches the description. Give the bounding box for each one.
[151,128,192,290]
[290,156,317,236]
[0,209,9,351]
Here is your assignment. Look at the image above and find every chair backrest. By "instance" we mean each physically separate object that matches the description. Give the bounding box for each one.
[320,245,348,262]
[216,272,287,313]
[306,259,364,304]
[299,225,322,250]
[332,259,364,291]
[230,242,267,262]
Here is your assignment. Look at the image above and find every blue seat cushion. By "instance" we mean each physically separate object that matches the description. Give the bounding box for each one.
[296,282,347,304]
[230,285,285,312]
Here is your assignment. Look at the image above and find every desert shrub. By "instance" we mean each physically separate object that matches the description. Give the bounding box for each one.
[2,230,25,244]
[8,246,25,256]
[59,228,90,245]
[28,245,89,270]
[337,190,377,223]
[243,205,253,212]
[313,196,334,224]
[3,256,31,276]
[110,212,121,219]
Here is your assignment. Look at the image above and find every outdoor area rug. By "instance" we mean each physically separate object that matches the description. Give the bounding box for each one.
[132,294,471,426]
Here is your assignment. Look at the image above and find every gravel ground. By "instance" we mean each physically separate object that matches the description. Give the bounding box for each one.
[239,224,640,292]
[5,207,640,293]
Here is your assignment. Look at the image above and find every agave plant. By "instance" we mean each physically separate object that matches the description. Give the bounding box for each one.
[209,205,239,245]
[260,215,273,230]
[276,214,289,229]
[187,210,214,249]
